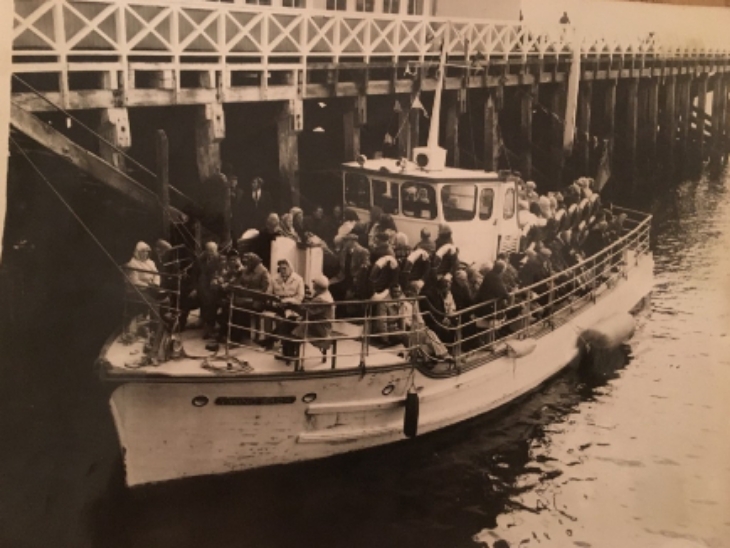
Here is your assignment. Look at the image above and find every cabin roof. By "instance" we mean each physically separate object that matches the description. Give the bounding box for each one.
[342,159,504,183]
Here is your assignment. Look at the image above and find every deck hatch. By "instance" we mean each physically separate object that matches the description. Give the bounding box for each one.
[214,396,296,406]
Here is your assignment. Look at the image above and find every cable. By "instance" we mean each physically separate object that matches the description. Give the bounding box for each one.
[9,135,166,323]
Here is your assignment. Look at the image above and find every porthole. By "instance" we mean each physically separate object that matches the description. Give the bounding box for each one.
[192,395,209,407]
[382,384,395,396]
[302,393,317,403]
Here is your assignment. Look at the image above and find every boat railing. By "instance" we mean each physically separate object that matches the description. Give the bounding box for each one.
[118,209,650,372]
[420,207,652,366]
[224,291,428,372]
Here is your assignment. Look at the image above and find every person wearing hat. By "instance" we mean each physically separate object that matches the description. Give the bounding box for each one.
[288,275,335,365]
[214,249,247,342]
[329,232,370,305]
[525,181,539,203]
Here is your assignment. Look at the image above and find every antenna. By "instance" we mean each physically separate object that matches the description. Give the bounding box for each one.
[427,41,448,149]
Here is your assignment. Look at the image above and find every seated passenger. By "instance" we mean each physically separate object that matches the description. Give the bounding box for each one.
[266,258,306,354]
[125,241,162,335]
[126,241,160,290]
[216,249,247,342]
[497,252,520,292]
[423,274,457,348]
[373,284,408,346]
[525,180,539,203]
[365,205,384,249]
[289,276,335,363]
[229,252,272,341]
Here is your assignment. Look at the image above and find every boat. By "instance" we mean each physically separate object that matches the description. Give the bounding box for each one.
[96,47,654,487]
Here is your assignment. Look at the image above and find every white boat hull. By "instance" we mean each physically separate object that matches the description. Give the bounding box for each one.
[109,252,653,486]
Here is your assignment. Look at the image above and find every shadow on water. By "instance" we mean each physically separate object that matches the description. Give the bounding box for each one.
[86,348,631,548]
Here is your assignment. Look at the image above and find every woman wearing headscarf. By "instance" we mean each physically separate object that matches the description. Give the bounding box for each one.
[126,241,160,289]
[288,275,335,365]
[125,241,161,334]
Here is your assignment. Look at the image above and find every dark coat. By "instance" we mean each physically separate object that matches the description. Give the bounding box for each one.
[238,189,273,232]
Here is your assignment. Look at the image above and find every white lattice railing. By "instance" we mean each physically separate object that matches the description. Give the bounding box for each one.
[12,0,730,65]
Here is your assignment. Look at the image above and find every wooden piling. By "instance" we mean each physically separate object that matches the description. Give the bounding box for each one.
[604,80,617,158]
[194,103,225,183]
[660,76,677,171]
[343,97,362,162]
[445,91,460,167]
[723,76,730,159]
[577,81,592,177]
[696,74,708,160]
[520,86,533,179]
[625,78,639,187]
[647,78,659,170]
[483,90,500,172]
[678,76,691,163]
[155,130,171,241]
[98,107,131,171]
[277,100,301,208]
[409,93,421,154]
[396,96,409,160]
[711,74,724,164]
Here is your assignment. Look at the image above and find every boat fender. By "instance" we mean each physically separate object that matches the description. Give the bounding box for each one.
[403,389,420,439]
[506,338,537,358]
[580,312,635,350]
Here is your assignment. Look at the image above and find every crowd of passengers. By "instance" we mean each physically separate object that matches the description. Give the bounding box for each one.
[126,175,629,363]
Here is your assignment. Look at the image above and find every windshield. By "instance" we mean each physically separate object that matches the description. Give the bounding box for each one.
[441,184,476,222]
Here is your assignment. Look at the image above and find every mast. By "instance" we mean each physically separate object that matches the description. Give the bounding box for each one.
[427,42,449,149]
[0,6,12,263]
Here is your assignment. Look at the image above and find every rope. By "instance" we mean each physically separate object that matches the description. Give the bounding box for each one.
[9,136,166,323]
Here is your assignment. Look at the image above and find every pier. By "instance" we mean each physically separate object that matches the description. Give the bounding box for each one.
[8,0,730,214]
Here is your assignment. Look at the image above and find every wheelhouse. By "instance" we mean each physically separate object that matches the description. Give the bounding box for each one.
[341,158,522,265]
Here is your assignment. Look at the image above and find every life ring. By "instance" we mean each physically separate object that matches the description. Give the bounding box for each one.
[579,198,591,223]
[555,209,569,233]
[403,248,431,280]
[435,243,458,275]
[369,255,400,293]
[567,204,580,230]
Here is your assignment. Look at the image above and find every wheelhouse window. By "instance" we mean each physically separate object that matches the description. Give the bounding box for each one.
[373,179,399,215]
[441,184,476,222]
[246,0,272,5]
[282,0,305,6]
[326,0,347,10]
[401,182,436,220]
[479,188,495,220]
[503,187,516,220]
[356,0,375,11]
[407,0,424,15]
[383,0,401,14]
[344,172,371,210]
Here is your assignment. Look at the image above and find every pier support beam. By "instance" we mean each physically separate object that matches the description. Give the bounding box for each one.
[277,99,302,208]
[724,76,730,159]
[98,107,131,171]
[577,81,593,177]
[344,96,365,161]
[625,78,639,188]
[678,76,692,164]
[445,91,460,167]
[520,86,533,179]
[647,78,660,171]
[194,103,225,183]
[409,92,422,155]
[711,74,724,164]
[604,80,617,163]
[484,91,500,172]
[660,76,677,172]
[696,74,708,161]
